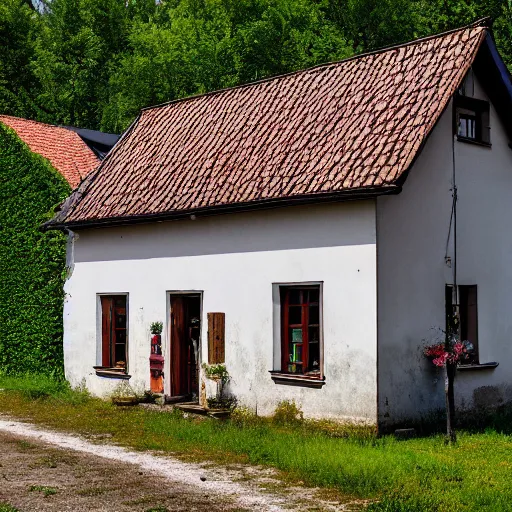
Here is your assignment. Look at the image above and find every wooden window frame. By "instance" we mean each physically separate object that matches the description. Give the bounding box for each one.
[95,293,129,375]
[279,284,323,380]
[454,95,490,146]
[445,284,479,364]
[458,285,479,365]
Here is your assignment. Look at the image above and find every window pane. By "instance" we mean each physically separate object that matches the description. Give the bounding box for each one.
[288,289,301,305]
[289,343,302,363]
[309,288,319,303]
[288,363,303,374]
[308,345,320,372]
[115,344,126,365]
[289,306,302,325]
[309,304,319,325]
[290,328,303,343]
[114,297,126,308]
[458,114,476,139]
[115,314,126,328]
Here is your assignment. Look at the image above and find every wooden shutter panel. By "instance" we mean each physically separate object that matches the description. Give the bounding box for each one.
[208,312,225,364]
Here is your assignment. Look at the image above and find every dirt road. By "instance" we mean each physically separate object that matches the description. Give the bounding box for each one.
[0,419,353,512]
[0,430,247,511]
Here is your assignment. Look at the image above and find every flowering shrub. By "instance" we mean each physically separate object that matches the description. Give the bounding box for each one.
[424,336,473,367]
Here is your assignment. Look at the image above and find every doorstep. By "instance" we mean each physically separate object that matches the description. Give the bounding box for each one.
[174,402,231,419]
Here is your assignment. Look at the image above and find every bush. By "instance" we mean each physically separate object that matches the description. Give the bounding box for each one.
[0,124,70,377]
[272,400,303,425]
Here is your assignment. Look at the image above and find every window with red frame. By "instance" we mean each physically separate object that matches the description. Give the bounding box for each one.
[280,285,321,376]
[100,295,128,370]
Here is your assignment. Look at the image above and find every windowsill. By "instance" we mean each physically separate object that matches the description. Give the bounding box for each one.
[269,371,325,388]
[93,366,131,379]
[457,362,499,371]
[456,136,492,148]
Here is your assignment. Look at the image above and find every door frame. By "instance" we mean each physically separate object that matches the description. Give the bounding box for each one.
[165,290,203,397]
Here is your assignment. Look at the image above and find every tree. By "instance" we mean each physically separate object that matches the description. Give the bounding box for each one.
[0,0,41,118]
[102,0,351,132]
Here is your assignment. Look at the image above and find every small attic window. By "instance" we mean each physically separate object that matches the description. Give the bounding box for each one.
[455,95,490,146]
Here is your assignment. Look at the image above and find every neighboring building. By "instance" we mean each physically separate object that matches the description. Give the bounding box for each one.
[45,20,512,429]
[0,116,119,188]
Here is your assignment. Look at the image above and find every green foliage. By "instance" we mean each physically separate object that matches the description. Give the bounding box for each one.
[101,0,350,131]
[150,321,163,334]
[0,124,70,377]
[0,504,19,512]
[0,0,41,118]
[29,485,58,497]
[0,373,90,403]
[272,399,303,425]
[202,362,230,383]
[2,0,512,133]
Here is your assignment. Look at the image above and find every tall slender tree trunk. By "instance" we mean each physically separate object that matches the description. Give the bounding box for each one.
[445,362,457,443]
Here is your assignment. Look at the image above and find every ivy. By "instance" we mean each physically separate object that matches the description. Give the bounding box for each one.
[0,124,70,377]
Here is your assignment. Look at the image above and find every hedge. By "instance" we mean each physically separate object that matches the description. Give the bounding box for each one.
[0,123,70,376]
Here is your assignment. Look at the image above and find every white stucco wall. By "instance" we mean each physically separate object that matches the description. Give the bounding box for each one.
[64,201,378,422]
[377,73,512,428]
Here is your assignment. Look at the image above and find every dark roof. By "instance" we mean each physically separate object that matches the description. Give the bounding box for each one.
[63,126,120,160]
[0,116,100,188]
[46,21,505,229]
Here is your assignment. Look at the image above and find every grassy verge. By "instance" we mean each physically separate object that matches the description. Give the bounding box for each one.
[0,375,511,511]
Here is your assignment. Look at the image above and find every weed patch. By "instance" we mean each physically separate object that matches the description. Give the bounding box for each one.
[29,485,57,497]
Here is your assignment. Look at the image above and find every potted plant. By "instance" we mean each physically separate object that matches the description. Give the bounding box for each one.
[423,328,473,443]
[202,363,236,410]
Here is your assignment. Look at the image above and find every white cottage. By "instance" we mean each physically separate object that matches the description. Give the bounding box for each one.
[45,20,512,430]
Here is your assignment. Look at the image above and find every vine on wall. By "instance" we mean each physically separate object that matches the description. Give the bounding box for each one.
[0,124,70,376]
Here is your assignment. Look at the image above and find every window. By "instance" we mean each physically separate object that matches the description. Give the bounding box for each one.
[100,295,128,370]
[454,95,490,145]
[459,285,478,364]
[280,285,322,377]
[445,285,478,364]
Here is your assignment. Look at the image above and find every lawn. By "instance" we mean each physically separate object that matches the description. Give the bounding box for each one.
[0,375,511,511]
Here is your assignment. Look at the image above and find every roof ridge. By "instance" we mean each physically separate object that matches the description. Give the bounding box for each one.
[0,114,67,131]
[141,19,489,114]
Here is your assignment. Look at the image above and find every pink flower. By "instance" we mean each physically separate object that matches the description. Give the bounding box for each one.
[453,341,464,355]
[432,353,449,367]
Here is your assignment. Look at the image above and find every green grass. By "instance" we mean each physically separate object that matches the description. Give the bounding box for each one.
[29,485,57,497]
[0,504,18,512]
[1,375,512,511]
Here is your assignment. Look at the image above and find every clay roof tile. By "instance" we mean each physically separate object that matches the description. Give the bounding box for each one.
[52,23,488,226]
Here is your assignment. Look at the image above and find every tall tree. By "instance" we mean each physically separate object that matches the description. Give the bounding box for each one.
[0,0,41,118]
[102,0,351,132]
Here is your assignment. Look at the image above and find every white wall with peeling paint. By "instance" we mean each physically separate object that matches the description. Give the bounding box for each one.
[377,74,512,428]
[63,201,378,422]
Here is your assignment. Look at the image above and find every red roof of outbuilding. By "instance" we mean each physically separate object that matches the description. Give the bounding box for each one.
[0,115,99,189]
[49,23,490,227]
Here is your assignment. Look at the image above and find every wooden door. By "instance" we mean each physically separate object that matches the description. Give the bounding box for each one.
[170,296,188,397]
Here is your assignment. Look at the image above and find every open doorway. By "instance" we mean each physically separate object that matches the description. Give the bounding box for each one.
[168,293,201,401]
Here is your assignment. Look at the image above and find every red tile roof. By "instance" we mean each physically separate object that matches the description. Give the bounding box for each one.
[0,115,99,189]
[51,23,488,227]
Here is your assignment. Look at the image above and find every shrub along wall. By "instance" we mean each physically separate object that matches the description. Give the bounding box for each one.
[0,123,70,376]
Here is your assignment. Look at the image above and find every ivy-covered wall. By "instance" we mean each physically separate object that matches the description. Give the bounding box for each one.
[0,123,71,376]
